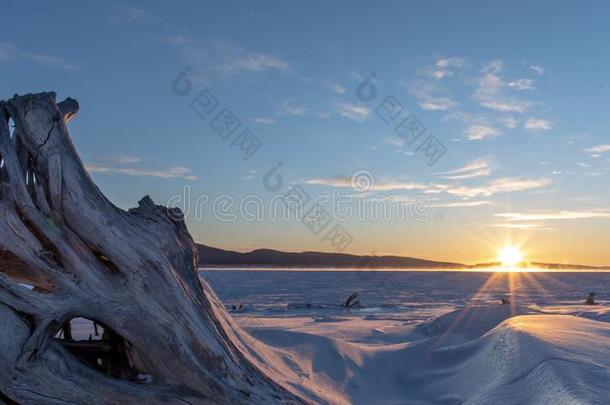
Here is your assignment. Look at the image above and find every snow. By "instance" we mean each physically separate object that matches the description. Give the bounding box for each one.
[201,270,610,404]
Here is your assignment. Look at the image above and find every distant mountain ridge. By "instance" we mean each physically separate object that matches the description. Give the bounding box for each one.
[197,244,463,269]
[197,244,610,270]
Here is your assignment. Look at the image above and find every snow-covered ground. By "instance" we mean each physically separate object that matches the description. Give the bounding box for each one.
[201,269,610,404]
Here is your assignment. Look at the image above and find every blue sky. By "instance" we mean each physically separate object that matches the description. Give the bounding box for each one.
[2,1,610,264]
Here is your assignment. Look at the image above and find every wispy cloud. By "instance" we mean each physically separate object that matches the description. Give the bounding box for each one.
[425,57,466,79]
[474,60,533,113]
[499,116,519,129]
[232,54,289,72]
[87,164,198,180]
[584,144,610,157]
[440,177,552,198]
[478,99,532,113]
[0,42,77,70]
[491,222,554,231]
[508,79,535,90]
[431,200,493,208]
[280,100,308,116]
[306,175,550,198]
[306,177,426,191]
[368,196,493,209]
[240,169,257,181]
[251,117,276,124]
[464,124,501,140]
[444,111,503,141]
[435,158,492,179]
[112,6,151,22]
[413,59,546,142]
[419,97,456,111]
[165,38,290,82]
[530,65,545,75]
[525,118,553,132]
[86,157,198,180]
[329,83,347,94]
[408,79,457,112]
[105,155,142,164]
[496,210,610,221]
[334,102,370,121]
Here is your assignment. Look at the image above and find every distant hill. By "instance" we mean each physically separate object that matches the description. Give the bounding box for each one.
[197,244,464,269]
[470,261,610,271]
[197,244,610,270]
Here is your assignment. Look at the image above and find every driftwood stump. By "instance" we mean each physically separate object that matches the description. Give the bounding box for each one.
[0,93,301,404]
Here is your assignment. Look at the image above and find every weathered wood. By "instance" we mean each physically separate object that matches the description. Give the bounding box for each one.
[0,93,303,404]
[47,154,62,213]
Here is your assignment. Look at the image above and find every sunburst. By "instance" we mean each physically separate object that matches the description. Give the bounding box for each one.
[498,246,523,267]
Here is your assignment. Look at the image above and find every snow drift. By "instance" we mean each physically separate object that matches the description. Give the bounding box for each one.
[235,302,610,404]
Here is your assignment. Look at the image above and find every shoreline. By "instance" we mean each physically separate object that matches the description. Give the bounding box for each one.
[200,266,610,273]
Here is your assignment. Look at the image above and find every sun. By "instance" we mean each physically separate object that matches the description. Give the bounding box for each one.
[498,246,523,267]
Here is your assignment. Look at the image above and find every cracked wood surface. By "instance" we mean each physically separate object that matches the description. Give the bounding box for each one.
[0,93,303,404]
